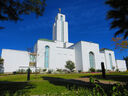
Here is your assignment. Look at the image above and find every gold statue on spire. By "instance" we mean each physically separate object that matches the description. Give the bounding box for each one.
[59,8,61,13]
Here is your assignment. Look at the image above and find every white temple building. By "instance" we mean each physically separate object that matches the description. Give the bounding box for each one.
[1,11,127,73]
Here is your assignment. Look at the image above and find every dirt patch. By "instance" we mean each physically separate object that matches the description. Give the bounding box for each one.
[75,77,124,85]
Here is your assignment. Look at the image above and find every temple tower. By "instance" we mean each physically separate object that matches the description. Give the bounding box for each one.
[53,9,68,42]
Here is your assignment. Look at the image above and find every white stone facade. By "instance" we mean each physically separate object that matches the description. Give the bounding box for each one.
[116,60,127,71]
[1,12,127,73]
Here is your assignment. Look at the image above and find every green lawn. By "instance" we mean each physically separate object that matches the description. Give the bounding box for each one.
[0,73,93,95]
[0,72,128,96]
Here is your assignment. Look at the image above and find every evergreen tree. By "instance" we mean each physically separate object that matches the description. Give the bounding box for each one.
[0,0,46,29]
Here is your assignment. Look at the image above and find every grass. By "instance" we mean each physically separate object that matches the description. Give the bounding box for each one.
[0,73,94,95]
[92,72,128,82]
[0,72,128,96]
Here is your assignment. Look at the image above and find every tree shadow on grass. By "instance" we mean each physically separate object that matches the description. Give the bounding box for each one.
[42,76,127,95]
[81,75,128,83]
[0,81,35,96]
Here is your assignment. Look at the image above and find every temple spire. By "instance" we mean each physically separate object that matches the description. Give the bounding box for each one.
[59,8,61,13]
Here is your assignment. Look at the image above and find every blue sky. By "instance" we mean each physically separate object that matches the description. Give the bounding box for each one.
[0,0,127,59]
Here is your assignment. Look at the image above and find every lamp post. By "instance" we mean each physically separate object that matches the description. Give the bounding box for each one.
[101,62,106,78]
[27,68,30,81]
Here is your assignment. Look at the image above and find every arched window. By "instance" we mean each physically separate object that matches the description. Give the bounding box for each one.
[89,52,95,68]
[109,54,113,69]
[61,15,63,21]
[44,46,49,68]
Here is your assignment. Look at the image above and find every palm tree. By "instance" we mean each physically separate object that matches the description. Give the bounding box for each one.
[106,0,128,39]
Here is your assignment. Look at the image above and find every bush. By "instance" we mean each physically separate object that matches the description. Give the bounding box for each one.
[107,69,111,72]
[15,68,32,74]
[116,69,119,72]
[13,71,16,75]
[112,66,115,71]
[35,68,42,73]
[89,68,95,72]
[78,70,82,73]
[65,60,75,72]
[47,69,53,74]
[16,69,26,74]
[62,69,70,73]
[43,69,47,72]
[56,69,62,72]
[96,69,102,72]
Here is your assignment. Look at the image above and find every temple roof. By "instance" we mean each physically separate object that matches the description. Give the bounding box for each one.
[39,38,54,42]
[100,48,112,51]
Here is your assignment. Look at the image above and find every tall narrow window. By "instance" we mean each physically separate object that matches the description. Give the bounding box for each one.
[61,15,63,21]
[89,52,95,68]
[109,54,113,69]
[44,46,49,68]
[30,55,36,62]
[61,15,64,42]
[29,54,36,67]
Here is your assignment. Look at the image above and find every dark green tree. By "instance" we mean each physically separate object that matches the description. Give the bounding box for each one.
[123,56,128,70]
[65,60,75,72]
[0,0,46,28]
[0,57,4,70]
[0,58,4,65]
[105,0,128,39]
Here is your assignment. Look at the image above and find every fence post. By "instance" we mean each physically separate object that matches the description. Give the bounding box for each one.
[27,68,30,81]
[101,62,106,78]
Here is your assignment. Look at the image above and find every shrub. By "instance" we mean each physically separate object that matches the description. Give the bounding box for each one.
[65,60,75,72]
[56,69,62,72]
[89,68,95,72]
[96,69,102,72]
[43,69,47,72]
[62,69,70,73]
[112,66,115,71]
[16,68,32,74]
[16,69,26,74]
[78,70,82,73]
[47,69,53,74]
[13,71,16,75]
[116,69,119,72]
[107,69,111,72]
[35,68,42,73]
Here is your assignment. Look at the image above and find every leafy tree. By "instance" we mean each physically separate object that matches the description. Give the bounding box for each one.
[0,58,4,64]
[0,0,46,28]
[105,0,128,39]
[112,37,128,50]
[65,60,75,72]
[123,56,128,70]
[0,58,4,70]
